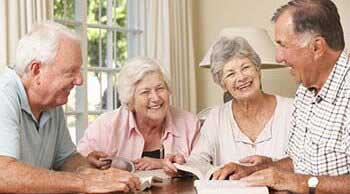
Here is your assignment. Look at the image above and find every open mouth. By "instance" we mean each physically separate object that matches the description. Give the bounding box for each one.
[148,104,162,110]
[236,81,252,90]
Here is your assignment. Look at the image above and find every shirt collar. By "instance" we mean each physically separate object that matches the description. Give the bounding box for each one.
[11,69,51,127]
[229,101,273,144]
[311,50,350,104]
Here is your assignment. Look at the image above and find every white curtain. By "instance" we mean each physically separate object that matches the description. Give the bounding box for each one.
[0,0,53,71]
[129,0,197,113]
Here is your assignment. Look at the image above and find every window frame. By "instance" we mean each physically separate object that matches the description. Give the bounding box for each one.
[54,0,142,143]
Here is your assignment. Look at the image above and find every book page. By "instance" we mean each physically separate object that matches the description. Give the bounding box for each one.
[134,169,171,180]
[194,180,268,194]
[135,170,167,191]
[174,160,217,180]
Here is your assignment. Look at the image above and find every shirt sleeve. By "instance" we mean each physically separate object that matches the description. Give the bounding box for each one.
[52,108,77,170]
[0,88,21,158]
[344,116,350,156]
[187,109,218,164]
[76,114,106,157]
[286,101,297,158]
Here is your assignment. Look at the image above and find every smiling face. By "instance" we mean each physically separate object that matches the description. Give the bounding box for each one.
[222,57,261,101]
[132,71,170,124]
[38,36,83,109]
[274,11,317,87]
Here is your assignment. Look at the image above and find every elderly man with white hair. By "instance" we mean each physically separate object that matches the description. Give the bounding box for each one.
[0,21,140,193]
[77,57,200,171]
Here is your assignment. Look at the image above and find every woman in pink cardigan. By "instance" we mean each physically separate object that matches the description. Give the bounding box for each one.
[77,57,200,171]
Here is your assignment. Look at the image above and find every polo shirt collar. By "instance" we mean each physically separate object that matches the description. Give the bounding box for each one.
[14,70,51,127]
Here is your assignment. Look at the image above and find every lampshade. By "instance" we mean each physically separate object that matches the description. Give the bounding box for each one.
[199,27,285,69]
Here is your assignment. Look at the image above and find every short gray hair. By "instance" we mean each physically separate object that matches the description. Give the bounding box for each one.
[117,57,170,107]
[271,0,344,50]
[12,21,80,76]
[210,36,261,88]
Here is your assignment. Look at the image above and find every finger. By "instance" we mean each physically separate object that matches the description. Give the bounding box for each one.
[165,154,176,163]
[99,160,112,169]
[133,158,141,163]
[239,156,256,164]
[229,172,244,180]
[100,163,111,170]
[211,169,222,180]
[174,154,185,164]
[165,161,178,172]
[218,167,236,180]
[137,162,148,170]
[124,177,139,192]
[163,164,178,176]
[94,151,109,158]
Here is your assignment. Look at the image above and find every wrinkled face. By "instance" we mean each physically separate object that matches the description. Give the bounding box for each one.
[39,37,83,108]
[132,72,170,123]
[274,11,316,87]
[222,57,261,101]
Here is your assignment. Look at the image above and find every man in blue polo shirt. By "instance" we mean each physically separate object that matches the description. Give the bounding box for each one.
[0,21,140,193]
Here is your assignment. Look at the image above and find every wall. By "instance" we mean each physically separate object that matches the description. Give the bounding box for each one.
[193,0,350,112]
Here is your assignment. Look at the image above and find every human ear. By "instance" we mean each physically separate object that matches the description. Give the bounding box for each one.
[312,36,326,59]
[27,61,42,85]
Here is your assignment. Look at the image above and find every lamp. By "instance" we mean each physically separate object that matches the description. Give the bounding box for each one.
[199,26,285,69]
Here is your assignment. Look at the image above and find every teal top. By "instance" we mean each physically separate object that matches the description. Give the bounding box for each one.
[0,68,76,169]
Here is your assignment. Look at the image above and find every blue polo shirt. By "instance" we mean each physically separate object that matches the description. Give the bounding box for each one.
[0,68,76,169]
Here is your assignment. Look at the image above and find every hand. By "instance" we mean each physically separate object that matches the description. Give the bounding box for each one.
[240,167,307,193]
[163,154,186,177]
[212,162,256,180]
[87,151,111,170]
[78,167,141,193]
[239,155,273,166]
[133,157,163,170]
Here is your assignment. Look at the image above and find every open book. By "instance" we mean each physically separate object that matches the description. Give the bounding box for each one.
[173,160,220,180]
[134,169,171,190]
[107,156,170,191]
[174,160,268,194]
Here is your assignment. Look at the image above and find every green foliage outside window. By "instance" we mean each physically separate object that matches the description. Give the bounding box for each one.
[54,0,127,67]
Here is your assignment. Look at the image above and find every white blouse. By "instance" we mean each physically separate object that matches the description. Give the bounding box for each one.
[188,95,293,166]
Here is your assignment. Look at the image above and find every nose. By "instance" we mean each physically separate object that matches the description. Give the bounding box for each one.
[74,72,84,86]
[149,90,160,101]
[235,70,247,82]
[275,47,284,64]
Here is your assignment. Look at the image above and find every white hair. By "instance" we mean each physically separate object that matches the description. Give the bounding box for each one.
[117,57,171,107]
[12,21,80,76]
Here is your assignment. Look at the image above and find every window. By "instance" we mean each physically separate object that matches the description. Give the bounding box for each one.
[53,0,141,143]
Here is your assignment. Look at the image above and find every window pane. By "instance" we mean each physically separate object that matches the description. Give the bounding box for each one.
[87,28,127,68]
[87,71,120,111]
[54,0,75,20]
[87,28,107,67]
[116,0,127,28]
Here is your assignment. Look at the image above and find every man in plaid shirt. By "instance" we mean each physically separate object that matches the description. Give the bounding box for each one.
[215,0,350,193]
